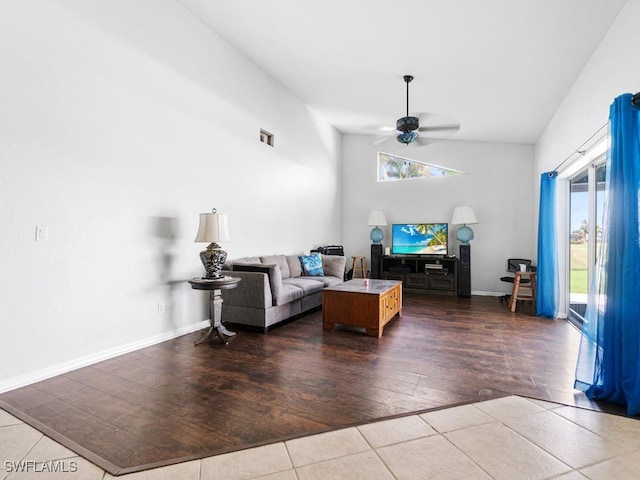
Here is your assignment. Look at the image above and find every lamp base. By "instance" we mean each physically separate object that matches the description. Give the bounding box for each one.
[456,225,474,244]
[200,242,227,279]
[370,227,383,245]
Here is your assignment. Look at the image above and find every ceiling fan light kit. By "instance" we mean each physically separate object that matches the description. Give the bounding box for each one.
[397,131,419,144]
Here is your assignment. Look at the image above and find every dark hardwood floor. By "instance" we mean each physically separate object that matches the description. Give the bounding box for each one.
[0,293,620,475]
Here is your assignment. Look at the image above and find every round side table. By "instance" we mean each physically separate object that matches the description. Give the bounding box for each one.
[188,276,241,345]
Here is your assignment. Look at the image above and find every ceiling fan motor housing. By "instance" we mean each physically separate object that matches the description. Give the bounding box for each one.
[396,116,420,132]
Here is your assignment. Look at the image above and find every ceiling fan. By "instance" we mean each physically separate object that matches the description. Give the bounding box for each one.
[374,75,460,146]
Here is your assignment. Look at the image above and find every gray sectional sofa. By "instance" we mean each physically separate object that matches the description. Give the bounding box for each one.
[220,253,347,331]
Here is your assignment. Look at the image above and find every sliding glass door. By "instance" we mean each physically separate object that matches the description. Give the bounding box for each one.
[568,162,606,327]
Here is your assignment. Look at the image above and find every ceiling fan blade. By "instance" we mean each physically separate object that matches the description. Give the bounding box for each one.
[362,123,397,137]
[418,123,460,133]
[372,135,394,146]
[415,112,460,137]
[372,133,442,148]
[415,136,439,146]
[406,135,447,147]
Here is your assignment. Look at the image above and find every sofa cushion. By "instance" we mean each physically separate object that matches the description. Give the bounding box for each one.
[299,253,324,276]
[232,263,282,305]
[261,255,290,279]
[312,276,344,287]
[286,255,303,278]
[274,283,304,306]
[282,277,325,295]
[322,255,346,279]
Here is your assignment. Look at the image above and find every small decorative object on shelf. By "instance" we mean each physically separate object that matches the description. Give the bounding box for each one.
[194,208,230,279]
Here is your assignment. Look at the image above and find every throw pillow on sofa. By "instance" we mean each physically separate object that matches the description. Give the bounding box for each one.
[322,255,346,279]
[260,255,291,279]
[286,255,303,277]
[299,253,324,276]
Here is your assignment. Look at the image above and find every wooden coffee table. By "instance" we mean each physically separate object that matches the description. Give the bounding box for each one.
[322,279,402,337]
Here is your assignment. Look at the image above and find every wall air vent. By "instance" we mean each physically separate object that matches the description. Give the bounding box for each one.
[260,129,274,147]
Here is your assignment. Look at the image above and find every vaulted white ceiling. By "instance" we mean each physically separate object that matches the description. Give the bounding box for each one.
[178,0,626,144]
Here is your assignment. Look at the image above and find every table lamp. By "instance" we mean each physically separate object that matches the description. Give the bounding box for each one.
[367,210,387,244]
[194,208,230,279]
[451,206,478,244]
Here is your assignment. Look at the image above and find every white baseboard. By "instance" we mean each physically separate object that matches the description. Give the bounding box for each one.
[471,291,566,320]
[472,291,506,296]
[0,320,210,394]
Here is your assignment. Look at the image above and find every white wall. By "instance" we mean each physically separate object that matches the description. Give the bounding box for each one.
[534,0,640,317]
[0,0,341,391]
[341,134,534,294]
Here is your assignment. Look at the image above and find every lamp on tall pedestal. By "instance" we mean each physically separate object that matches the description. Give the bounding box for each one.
[194,208,230,279]
[451,206,477,297]
[367,210,387,245]
[451,206,478,244]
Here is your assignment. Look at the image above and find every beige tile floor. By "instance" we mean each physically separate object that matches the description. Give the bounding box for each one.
[2,396,640,480]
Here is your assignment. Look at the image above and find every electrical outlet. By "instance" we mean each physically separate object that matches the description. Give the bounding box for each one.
[35,225,49,241]
[157,303,165,315]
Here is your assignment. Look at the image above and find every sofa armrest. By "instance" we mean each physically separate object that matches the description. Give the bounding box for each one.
[220,270,272,309]
[232,263,283,304]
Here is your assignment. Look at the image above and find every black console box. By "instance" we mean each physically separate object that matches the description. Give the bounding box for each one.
[311,245,344,256]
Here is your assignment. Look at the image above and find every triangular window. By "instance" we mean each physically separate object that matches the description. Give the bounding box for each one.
[377,152,464,182]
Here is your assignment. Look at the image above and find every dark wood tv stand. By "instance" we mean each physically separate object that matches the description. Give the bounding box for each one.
[381,255,459,295]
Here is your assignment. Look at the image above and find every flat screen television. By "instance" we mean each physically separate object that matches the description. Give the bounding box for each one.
[391,223,448,255]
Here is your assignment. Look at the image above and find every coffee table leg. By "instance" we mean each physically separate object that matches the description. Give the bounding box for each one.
[366,327,382,338]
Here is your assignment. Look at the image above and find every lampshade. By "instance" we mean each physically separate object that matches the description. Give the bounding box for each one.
[367,210,388,227]
[451,206,478,226]
[194,211,230,243]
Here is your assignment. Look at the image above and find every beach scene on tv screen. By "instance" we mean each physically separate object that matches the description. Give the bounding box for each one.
[392,223,448,254]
